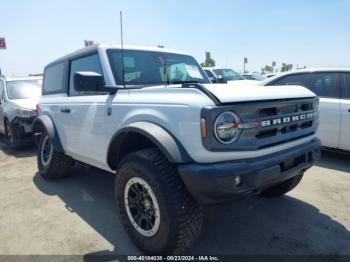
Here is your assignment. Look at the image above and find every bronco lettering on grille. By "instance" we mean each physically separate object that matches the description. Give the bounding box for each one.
[238,112,314,129]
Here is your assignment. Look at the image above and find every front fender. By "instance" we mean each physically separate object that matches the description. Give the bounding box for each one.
[107,121,193,168]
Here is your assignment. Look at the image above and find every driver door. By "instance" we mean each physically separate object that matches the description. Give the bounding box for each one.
[58,53,108,169]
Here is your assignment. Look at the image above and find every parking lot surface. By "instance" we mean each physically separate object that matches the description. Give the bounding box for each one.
[0,135,350,256]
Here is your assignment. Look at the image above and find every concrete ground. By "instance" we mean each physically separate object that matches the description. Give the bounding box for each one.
[0,134,350,256]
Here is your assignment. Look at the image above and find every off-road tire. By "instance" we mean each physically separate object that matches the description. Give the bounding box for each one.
[5,120,24,149]
[37,133,73,179]
[260,173,304,198]
[115,148,203,255]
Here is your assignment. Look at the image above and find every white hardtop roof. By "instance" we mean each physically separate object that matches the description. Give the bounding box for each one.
[259,67,350,85]
[271,68,350,78]
[4,76,42,82]
[291,67,350,73]
[47,43,191,67]
[270,67,350,77]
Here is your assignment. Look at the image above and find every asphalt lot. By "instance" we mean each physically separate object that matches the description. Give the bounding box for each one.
[0,134,350,256]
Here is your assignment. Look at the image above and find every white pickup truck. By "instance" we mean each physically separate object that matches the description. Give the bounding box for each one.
[34,44,321,255]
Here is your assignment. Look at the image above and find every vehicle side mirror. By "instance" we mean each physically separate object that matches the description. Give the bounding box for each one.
[74,71,104,92]
[209,76,216,83]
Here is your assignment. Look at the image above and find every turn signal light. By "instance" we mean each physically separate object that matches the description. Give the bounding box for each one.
[201,118,207,138]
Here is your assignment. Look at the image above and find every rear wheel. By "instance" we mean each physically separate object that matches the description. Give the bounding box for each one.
[115,148,203,255]
[260,173,304,198]
[37,133,73,179]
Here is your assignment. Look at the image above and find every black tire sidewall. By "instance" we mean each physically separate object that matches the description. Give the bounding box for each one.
[37,134,53,175]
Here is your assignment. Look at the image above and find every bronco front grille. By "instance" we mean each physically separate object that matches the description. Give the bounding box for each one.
[201,97,318,152]
[255,101,315,142]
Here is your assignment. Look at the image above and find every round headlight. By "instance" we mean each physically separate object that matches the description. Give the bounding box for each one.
[214,112,241,144]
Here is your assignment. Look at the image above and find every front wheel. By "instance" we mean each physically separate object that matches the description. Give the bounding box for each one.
[37,133,73,179]
[115,148,203,255]
[5,120,23,149]
[259,173,304,198]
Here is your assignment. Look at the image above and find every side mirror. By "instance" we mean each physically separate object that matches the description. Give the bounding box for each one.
[74,71,104,92]
[209,76,216,83]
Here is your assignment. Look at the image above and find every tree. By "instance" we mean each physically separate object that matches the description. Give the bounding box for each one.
[200,57,216,67]
[261,65,274,74]
[281,63,293,72]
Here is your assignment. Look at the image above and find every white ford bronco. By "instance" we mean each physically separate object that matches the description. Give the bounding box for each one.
[34,44,321,255]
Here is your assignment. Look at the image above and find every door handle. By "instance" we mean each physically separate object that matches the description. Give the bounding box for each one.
[60,108,71,113]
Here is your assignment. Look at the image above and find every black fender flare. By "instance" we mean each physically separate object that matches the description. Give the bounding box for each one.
[107,121,193,169]
[33,115,64,152]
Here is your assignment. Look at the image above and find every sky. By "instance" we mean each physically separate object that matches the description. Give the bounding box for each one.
[0,0,350,76]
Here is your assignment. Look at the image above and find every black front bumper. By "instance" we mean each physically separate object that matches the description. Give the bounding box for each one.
[11,116,36,142]
[178,138,321,205]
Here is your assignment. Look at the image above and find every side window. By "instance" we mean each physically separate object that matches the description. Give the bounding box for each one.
[273,73,339,98]
[342,73,350,99]
[43,62,66,95]
[273,74,307,87]
[69,53,104,96]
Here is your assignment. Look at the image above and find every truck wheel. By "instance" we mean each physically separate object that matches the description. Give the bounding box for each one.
[37,133,73,179]
[5,120,23,149]
[260,173,304,198]
[115,148,203,255]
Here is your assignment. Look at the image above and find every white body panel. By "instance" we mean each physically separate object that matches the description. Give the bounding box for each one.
[40,85,316,170]
[227,80,259,86]
[317,98,341,148]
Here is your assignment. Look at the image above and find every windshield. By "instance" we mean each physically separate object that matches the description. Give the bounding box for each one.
[6,80,42,99]
[107,49,210,86]
[213,69,245,81]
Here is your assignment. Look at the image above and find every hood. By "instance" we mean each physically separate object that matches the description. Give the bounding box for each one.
[9,98,40,110]
[227,80,259,86]
[203,83,316,104]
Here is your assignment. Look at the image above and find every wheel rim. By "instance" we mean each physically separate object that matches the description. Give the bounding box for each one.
[41,136,53,166]
[124,177,160,237]
[6,122,14,145]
